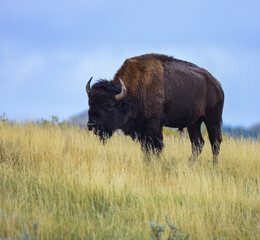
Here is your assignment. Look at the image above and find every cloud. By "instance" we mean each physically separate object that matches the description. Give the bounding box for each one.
[1,54,44,86]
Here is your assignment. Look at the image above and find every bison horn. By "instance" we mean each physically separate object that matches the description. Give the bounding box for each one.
[86,77,93,94]
[115,78,127,101]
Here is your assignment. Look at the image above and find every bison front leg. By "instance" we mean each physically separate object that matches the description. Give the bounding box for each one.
[141,119,164,157]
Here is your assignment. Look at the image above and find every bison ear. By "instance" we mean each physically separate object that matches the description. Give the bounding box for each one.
[115,78,127,101]
[86,77,93,94]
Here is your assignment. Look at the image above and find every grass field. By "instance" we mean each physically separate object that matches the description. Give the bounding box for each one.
[0,121,259,239]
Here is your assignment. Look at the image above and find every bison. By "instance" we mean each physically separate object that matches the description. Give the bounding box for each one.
[86,54,224,165]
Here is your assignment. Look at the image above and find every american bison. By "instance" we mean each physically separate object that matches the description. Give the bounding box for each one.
[86,54,224,165]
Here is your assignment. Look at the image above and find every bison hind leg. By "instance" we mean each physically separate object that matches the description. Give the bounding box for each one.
[187,118,205,162]
[204,120,222,166]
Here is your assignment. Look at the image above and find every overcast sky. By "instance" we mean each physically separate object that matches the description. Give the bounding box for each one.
[0,0,259,127]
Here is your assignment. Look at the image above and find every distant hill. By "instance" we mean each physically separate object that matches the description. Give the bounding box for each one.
[250,124,260,132]
[68,110,260,139]
[222,125,260,139]
[68,110,88,127]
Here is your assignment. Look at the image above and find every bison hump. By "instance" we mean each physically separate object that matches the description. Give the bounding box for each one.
[113,56,166,118]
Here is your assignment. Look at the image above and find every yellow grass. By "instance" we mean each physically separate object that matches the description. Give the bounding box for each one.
[0,121,259,239]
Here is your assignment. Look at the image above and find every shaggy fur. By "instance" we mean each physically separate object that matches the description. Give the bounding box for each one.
[87,53,224,165]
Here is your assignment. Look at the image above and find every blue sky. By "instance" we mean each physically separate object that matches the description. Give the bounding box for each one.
[0,0,259,127]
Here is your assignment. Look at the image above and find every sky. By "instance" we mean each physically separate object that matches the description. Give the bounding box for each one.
[0,0,260,128]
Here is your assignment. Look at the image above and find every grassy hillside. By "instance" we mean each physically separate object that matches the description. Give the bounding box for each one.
[0,121,259,239]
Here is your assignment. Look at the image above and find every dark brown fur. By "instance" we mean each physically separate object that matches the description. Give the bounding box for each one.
[87,53,224,165]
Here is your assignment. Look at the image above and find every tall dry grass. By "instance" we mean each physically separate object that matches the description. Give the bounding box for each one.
[0,121,259,239]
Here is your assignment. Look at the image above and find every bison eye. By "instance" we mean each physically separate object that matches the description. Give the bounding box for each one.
[105,102,115,111]
[107,106,114,111]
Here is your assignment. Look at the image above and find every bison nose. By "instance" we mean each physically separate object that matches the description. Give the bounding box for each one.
[87,121,97,130]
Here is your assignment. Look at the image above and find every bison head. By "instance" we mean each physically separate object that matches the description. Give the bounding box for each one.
[86,77,130,141]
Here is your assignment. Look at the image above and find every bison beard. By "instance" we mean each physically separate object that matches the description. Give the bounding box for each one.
[86,53,224,166]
